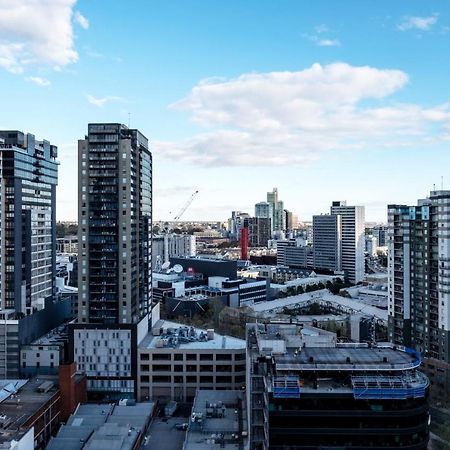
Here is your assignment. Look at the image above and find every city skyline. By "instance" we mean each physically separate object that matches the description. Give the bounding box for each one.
[2,1,450,223]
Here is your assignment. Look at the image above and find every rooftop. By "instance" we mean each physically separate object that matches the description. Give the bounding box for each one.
[250,290,388,323]
[184,390,247,450]
[140,320,246,350]
[0,377,59,444]
[47,402,155,450]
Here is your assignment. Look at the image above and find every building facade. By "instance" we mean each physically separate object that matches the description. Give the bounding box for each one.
[78,123,152,324]
[330,201,365,283]
[152,233,196,269]
[312,214,342,273]
[388,191,450,404]
[245,217,271,247]
[137,320,246,402]
[247,322,429,450]
[276,239,311,268]
[0,131,58,313]
[267,188,286,233]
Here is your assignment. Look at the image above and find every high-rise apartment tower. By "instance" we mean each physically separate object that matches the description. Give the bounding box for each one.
[78,123,152,325]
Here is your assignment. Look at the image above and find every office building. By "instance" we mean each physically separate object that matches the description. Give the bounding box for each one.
[255,201,273,231]
[284,209,294,231]
[78,123,152,324]
[373,224,388,247]
[137,320,246,402]
[247,322,429,450]
[330,201,365,283]
[388,191,450,404]
[228,211,249,239]
[245,217,271,247]
[276,239,311,268]
[267,187,286,232]
[313,214,342,272]
[152,233,196,269]
[0,130,58,313]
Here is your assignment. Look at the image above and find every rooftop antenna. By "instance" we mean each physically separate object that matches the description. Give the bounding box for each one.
[442,175,444,190]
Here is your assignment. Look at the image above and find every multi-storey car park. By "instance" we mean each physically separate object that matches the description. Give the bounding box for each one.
[247,322,429,450]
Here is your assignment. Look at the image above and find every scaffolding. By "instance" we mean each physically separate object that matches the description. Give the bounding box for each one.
[272,376,302,398]
[351,373,428,400]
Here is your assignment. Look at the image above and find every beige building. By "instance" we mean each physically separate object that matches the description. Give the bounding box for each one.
[137,320,246,402]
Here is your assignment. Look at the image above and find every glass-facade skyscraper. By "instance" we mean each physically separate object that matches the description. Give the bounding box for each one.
[0,130,58,314]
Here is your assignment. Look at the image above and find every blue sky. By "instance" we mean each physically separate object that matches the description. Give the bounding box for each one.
[1,0,450,223]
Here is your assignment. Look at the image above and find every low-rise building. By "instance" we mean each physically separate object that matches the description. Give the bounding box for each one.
[47,402,155,450]
[0,378,61,450]
[137,320,246,402]
[184,390,248,450]
[21,323,70,377]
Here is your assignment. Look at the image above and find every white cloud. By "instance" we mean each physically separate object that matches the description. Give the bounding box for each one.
[315,24,328,34]
[317,39,341,47]
[26,76,50,87]
[0,0,85,74]
[87,94,124,107]
[398,14,439,31]
[303,33,341,47]
[74,11,89,29]
[155,63,450,167]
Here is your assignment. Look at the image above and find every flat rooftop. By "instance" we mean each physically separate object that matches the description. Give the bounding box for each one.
[140,320,246,351]
[0,377,59,444]
[184,390,247,450]
[274,345,418,371]
[47,402,155,450]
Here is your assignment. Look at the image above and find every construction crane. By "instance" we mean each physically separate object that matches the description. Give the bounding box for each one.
[156,190,199,270]
[172,190,199,222]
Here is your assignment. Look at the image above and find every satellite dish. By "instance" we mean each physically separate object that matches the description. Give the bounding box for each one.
[161,261,170,270]
[173,264,183,274]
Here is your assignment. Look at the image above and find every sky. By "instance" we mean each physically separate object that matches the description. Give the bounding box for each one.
[1,0,450,223]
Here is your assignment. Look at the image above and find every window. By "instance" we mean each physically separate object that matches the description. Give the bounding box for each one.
[174,354,183,361]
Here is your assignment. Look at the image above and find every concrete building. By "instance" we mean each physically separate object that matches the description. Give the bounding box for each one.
[276,239,311,268]
[152,233,196,269]
[388,191,450,404]
[0,130,58,314]
[365,234,377,256]
[47,402,155,450]
[312,214,342,273]
[245,217,271,247]
[69,319,150,400]
[21,323,70,377]
[330,201,365,283]
[184,390,248,450]
[78,123,152,325]
[137,320,246,402]
[372,224,388,247]
[0,297,72,378]
[57,235,78,254]
[247,322,429,450]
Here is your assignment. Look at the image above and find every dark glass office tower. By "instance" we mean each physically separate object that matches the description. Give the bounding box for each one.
[0,131,58,314]
[78,123,152,324]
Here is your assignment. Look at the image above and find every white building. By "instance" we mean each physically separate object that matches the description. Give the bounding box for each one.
[152,233,196,269]
[330,201,365,283]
